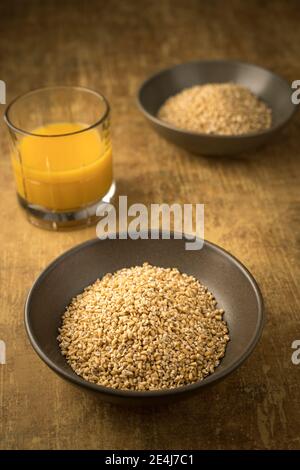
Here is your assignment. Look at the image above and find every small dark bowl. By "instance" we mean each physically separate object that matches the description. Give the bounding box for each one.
[137,59,296,155]
[25,235,264,405]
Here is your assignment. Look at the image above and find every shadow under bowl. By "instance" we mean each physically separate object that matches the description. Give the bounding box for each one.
[25,235,264,405]
[137,59,297,156]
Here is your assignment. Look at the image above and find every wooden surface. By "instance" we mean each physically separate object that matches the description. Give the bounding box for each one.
[0,0,299,450]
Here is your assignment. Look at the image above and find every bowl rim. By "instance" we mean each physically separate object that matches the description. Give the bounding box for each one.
[137,58,297,140]
[24,234,265,398]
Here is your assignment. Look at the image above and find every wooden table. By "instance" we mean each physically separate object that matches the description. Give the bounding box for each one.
[0,0,299,450]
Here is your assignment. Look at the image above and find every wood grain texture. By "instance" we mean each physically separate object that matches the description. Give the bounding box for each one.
[0,0,299,450]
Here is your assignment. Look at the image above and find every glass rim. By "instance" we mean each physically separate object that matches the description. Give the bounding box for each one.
[4,85,110,138]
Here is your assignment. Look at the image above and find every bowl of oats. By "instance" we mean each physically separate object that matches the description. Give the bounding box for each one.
[137,60,296,155]
[24,234,264,404]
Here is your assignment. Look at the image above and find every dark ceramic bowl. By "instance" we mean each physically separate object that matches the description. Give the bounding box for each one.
[25,235,264,405]
[137,59,296,155]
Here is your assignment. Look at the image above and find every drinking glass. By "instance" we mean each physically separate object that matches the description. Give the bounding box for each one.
[4,86,115,229]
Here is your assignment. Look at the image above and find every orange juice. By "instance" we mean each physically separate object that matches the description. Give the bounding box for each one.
[12,122,113,211]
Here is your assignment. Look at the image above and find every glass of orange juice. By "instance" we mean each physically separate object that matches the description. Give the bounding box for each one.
[4,86,115,229]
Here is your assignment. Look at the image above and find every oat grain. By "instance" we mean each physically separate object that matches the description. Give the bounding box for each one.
[58,263,230,391]
[158,83,272,135]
